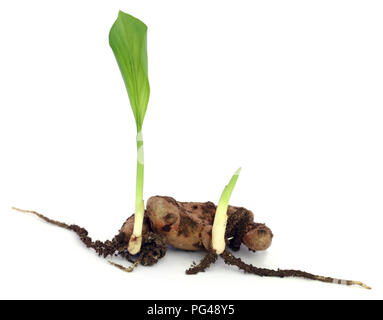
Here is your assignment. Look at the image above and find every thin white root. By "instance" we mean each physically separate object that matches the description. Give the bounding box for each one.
[351,281,371,290]
[108,259,140,273]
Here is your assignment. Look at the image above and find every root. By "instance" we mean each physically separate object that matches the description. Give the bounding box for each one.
[108,260,140,272]
[185,252,218,275]
[221,250,371,289]
[12,207,166,267]
[13,207,71,229]
[108,254,142,272]
[12,206,127,258]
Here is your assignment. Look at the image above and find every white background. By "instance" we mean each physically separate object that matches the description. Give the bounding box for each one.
[0,0,382,300]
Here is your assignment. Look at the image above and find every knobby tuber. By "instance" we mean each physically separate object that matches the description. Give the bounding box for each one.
[12,195,370,289]
[139,196,272,252]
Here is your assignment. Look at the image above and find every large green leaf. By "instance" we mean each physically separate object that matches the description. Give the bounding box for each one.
[109,11,150,132]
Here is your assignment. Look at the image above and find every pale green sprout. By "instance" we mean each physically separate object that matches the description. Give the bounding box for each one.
[212,168,241,254]
[109,11,150,254]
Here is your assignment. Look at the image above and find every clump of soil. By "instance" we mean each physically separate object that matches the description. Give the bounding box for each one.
[138,232,167,266]
[185,252,218,275]
[225,208,252,251]
[109,231,167,272]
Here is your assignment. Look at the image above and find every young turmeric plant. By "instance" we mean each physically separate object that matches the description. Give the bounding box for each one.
[109,11,149,254]
[12,10,371,289]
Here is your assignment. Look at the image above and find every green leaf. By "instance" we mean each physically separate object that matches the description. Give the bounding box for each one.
[109,11,150,132]
[219,167,241,208]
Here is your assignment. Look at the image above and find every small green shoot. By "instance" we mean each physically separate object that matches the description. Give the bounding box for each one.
[212,168,241,254]
[109,11,150,254]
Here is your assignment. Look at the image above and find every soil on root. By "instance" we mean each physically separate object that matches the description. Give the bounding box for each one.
[220,250,370,289]
[185,252,218,275]
[110,231,168,272]
[136,232,167,266]
[12,207,166,267]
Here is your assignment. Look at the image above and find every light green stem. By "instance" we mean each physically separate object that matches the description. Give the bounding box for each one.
[212,168,241,254]
[128,131,145,254]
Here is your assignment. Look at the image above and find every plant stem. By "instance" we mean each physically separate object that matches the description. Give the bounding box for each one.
[212,168,241,254]
[128,131,145,254]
